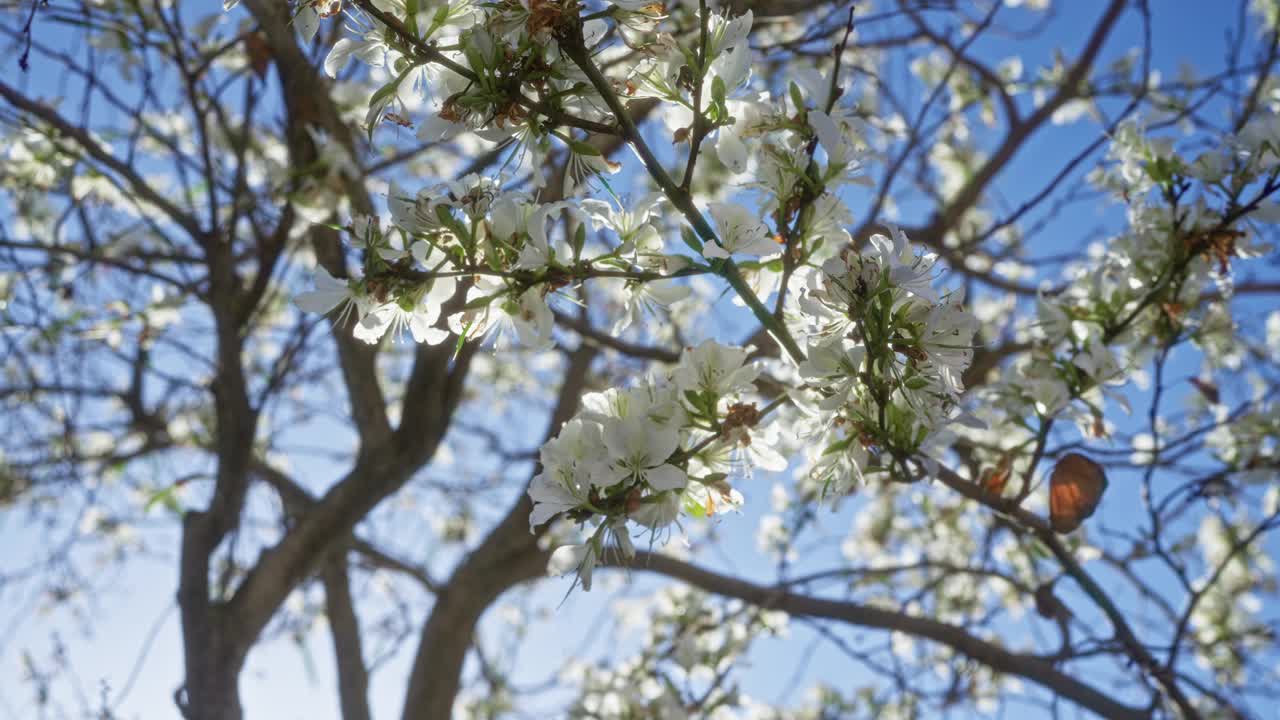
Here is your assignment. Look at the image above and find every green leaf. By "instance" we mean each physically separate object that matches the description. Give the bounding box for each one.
[679,46,699,76]
[680,226,704,253]
[711,75,727,107]
[789,81,805,113]
[365,63,416,141]
[463,291,501,310]
[427,5,451,38]
[143,485,183,515]
[453,318,476,360]
[567,139,603,157]
[1028,540,1052,559]
[463,41,487,74]
[682,493,708,518]
[406,0,420,35]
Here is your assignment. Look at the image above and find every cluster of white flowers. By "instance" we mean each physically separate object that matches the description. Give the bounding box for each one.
[532,340,771,589]
[294,213,462,346]
[791,228,979,493]
[294,171,695,350]
[279,0,1280,603]
[283,5,985,559]
[971,112,1280,447]
[528,224,988,588]
[287,3,883,362]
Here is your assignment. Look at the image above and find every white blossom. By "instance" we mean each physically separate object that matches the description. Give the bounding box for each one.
[703,202,777,258]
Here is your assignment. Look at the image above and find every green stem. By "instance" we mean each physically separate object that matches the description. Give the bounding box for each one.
[558,24,807,365]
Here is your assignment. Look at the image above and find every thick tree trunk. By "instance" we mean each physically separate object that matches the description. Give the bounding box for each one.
[176,654,243,720]
[400,346,597,720]
[323,554,373,720]
[399,502,547,720]
[177,513,246,720]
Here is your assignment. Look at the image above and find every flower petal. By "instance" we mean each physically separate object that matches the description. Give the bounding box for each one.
[645,463,687,492]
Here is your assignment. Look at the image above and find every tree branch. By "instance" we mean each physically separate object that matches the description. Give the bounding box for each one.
[623,550,1150,720]
[321,554,373,720]
[399,343,598,720]
[0,80,207,241]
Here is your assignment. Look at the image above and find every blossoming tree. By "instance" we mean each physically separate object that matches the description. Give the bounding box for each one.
[2,0,1279,718]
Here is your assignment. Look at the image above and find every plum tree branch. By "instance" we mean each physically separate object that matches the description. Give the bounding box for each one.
[321,555,373,720]
[399,342,599,720]
[611,550,1150,720]
[556,23,808,365]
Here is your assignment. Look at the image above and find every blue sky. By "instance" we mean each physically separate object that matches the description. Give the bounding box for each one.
[1,1,1278,718]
